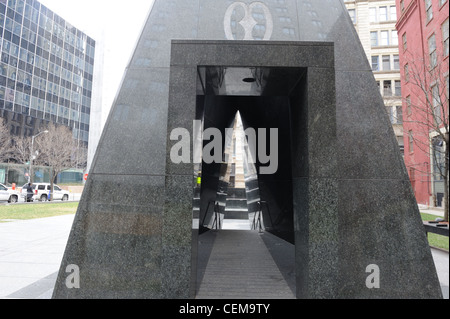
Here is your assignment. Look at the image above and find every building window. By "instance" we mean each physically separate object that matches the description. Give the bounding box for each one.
[395,80,402,96]
[380,30,389,45]
[432,85,442,125]
[371,31,378,46]
[348,9,356,24]
[408,130,414,153]
[396,105,403,124]
[384,80,392,96]
[404,63,410,82]
[392,30,398,45]
[442,19,449,57]
[369,7,377,23]
[406,95,412,115]
[428,34,437,69]
[400,0,405,12]
[387,105,394,123]
[394,55,400,69]
[402,32,407,51]
[380,6,388,21]
[425,0,433,23]
[440,0,448,7]
[372,56,379,71]
[390,6,397,20]
[446,76,449,100]
[382,55,391,70]
[432,136,444,182]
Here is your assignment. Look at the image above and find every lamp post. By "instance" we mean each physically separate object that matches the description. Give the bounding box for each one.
[29,130,48,183]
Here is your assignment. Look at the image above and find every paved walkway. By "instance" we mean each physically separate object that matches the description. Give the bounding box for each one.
[0,214,74,299]
[196,230,295,299]
[0,213,448,299]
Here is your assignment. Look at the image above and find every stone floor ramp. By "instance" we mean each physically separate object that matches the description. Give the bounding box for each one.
[196,230,295,299]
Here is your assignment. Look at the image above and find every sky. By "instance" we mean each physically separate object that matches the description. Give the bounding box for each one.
[38,0,155,115]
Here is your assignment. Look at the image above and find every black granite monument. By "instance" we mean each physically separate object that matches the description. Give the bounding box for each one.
[53,0,443,299]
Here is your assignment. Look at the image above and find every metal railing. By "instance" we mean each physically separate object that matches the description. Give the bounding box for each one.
[202,200,222,230]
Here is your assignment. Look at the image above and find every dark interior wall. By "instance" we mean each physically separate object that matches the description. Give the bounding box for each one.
[288,72,310,296]
[198,95,237,230]
[239,96,295,244]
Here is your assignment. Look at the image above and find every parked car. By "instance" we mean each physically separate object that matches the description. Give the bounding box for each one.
[0,183,19,203]
[21,183,70,202]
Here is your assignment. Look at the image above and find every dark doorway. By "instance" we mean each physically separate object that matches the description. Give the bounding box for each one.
[196,67,306,244]
[168,40,336,299]
[193,66,306,298]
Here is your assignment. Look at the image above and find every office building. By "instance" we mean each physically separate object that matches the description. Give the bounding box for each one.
[0,0,95,148]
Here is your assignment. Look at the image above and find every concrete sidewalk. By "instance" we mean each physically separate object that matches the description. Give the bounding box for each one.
[0,214,74,299]
[0,213,448,299]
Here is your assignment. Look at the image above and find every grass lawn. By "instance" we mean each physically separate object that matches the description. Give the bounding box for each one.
[0,202,78,222]
[421,212,449,251]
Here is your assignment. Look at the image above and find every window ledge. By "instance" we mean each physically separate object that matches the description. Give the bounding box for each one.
[373,70,401,74]
[371,45,399,49]
[373,20,398,25]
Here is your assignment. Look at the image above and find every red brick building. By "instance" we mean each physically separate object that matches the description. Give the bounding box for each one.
[396,0,448,207]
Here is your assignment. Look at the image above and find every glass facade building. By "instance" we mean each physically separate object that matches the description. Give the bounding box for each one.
[0,0,95,146]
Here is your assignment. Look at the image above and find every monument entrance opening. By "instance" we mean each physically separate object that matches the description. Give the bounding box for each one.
[167,41,338,298]
[196,66,303,242]
[193,66,302,298]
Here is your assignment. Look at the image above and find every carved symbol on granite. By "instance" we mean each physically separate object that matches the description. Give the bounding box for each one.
[224,2,273,40]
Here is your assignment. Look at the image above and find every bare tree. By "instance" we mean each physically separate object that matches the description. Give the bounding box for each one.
[405,57,449,221]
[0,119,13,163]
[11,135,32,164]
[34,123,74,200]
[71,145,88,170]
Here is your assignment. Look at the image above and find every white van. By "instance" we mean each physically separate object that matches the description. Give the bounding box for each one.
[0,183,19,203]
[21,183,70,202]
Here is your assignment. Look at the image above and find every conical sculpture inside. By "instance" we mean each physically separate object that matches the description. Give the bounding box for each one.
[53,0,442,299]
